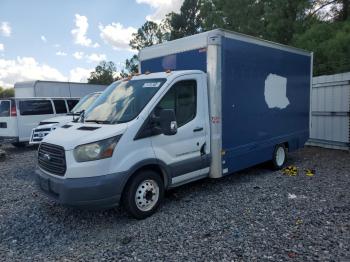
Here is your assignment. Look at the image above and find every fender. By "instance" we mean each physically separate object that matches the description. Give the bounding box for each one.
[120,158,172,190]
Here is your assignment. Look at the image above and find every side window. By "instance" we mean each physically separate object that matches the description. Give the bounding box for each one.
[0,100,10,117]
[19,100,54,115]
[156,80,197,127]
[67,99,79,111]
[53,100,67,114]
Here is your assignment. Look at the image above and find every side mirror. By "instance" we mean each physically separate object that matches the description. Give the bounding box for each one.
[159,109,177,136]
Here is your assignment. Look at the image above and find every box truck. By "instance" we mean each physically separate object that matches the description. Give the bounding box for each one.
[14,81,107,98]
[36,29,312,219]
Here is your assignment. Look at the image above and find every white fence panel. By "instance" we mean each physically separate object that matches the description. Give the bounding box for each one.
[309,72,350,150]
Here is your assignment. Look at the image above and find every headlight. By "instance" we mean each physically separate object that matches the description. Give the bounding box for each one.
[74,135,122,162]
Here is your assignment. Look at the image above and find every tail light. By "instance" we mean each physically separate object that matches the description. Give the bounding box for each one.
[10,102,17,116]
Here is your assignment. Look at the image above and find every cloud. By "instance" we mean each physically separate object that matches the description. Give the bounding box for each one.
[85,53,106,63]
[53,44,60,48]
[0,43,4,51]
[71,14,100,48]
[99,22,136,50]
[41,35,47,43]
[136,0,184,21]
[69,67,93,82]
[56,51,67,56]
[73,51,84,60]
[0,57,67,88]
[73,51,107,63]
[0,22,11,37]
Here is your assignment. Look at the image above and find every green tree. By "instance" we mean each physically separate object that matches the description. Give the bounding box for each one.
[167,0,203,40]
[201,0,266,36]
[262,0,313,44]
[88,61,117,85]
[130,21,168,51]
[0,87,14,98]
[201,0,314,44]
[120,55,139,78]
[293,20,350,75]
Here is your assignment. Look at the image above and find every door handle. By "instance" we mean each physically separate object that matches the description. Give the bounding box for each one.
[193,127,204,132]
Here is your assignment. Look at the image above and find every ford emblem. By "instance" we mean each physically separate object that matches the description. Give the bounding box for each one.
[43,153,51,161]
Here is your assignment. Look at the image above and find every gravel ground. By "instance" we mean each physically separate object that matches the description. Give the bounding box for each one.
[0,145,349,262]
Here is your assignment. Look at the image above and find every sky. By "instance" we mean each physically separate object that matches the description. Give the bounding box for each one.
[0,0,184,88]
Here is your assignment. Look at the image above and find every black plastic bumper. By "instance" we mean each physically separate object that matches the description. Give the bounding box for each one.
[35,168,127,209]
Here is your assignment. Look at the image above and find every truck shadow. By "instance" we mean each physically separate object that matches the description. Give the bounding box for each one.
[27,156,298,227]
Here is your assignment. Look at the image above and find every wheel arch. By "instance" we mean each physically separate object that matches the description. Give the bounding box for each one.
[121,159,171,195]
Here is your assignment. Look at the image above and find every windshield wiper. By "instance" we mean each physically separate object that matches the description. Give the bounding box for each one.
[85,120,111,124]
[72,110,85,123]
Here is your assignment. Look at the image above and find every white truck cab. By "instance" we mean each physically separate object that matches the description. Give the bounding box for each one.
[36,71,211,218]
[30,92,102,144]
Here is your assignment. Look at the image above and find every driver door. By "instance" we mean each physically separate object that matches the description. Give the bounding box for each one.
[151,74,210,186]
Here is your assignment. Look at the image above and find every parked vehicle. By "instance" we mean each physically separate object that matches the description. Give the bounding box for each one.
[36,29,312,219]
[15,80,107,98]
[0,97,79,146]
[30,92,102,144]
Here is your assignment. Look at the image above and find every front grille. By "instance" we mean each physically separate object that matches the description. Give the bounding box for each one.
[38,143,66,176]
[31,128,52,143]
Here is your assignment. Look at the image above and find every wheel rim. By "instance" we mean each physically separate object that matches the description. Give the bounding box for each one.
[276,147,285,166]
[135,179,160,212]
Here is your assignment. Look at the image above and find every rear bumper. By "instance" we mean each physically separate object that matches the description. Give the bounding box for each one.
[0,136,18,144]
[35,168,127,209]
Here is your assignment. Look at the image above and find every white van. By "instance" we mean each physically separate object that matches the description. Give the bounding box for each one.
[30,92,102,144]
[0,97,79,147]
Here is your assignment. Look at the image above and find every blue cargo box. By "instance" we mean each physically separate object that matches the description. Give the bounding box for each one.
[139,29,312,177]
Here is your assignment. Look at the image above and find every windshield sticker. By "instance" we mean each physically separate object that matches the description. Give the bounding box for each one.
[143,82,161,88]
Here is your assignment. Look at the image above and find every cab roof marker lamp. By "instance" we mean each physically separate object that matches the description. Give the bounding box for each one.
[73,135,122,163]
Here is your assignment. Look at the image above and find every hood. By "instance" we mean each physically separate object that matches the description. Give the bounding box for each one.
[41,115,73,126]
[42,122,128,150]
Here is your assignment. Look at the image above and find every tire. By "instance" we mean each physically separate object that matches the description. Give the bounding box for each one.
[11,142,27,148]
[122,170,164,219]
[271,144,287,170]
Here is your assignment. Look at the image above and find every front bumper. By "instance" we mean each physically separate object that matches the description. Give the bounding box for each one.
[35,168,127,209]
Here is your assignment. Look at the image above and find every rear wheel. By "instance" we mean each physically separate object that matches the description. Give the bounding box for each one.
[12,142,27,148]
[122,170,164,219]
[271,144,287,170]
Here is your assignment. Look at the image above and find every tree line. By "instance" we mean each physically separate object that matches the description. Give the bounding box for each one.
[88,0,350,84]
[0,87,14,98]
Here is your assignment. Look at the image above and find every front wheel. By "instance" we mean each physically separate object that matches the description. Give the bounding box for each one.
[122,170,164,219]
[271,144,287,170]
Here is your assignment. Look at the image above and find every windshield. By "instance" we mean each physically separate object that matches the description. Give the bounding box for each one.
[85,78,166,124]
[70,93,100,114]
